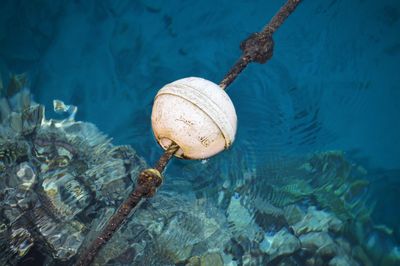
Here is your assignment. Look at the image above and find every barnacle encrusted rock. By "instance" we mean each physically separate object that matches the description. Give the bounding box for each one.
[0,90,146,264]
[292,207,344,235]
[260,228,301,261]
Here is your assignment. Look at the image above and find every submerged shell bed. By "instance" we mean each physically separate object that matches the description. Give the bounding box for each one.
[0,90,146,264]
[0,91,397,265]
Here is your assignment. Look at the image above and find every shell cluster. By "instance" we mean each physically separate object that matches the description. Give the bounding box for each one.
[0,90,146,264]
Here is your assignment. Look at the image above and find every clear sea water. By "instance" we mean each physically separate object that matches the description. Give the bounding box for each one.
[1,0,400,265]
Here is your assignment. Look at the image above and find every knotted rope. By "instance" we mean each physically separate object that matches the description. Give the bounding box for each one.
[75,1,301,265]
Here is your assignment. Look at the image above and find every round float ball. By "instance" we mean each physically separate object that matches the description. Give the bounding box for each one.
[151,77,237,159]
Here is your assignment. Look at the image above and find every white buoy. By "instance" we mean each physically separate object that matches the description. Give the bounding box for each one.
[151,77,237,159]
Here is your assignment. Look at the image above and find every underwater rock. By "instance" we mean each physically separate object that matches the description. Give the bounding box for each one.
[299,232,335,253]
[41,170,91,219]
[304,257,316,266]
[8,228,34,260]
[201,216,221,240]
[21,104,44,134]
[32,204,86,260]
[200,252,224,266]
[227,194,253,235]
[253,201,288,232]
[316,241,339,261]
[0,90,146,263]
[292,207,343,235]
[223,230,266,264]
[0,90,380,265]
[261,228,300,261]
[89,192,231,265]
[224,237,246,262]
[284,204,306,225]
[9,112,23,133]
[335,237,351,254]
[15,162,36,191]
[242,252,266,266]
[351,246,373,266]
[298,231,362,265]
[187,255,201,266]
[277,256,303,266]
[5,74,28,98]
[1,89,44,135]
[380,245,400,266]
[53,99,77,122]
[156,213,201,262]
[0,98,11,122]
[328,255,359,266]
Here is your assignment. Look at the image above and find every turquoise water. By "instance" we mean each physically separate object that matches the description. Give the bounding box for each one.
[1,0,400,265]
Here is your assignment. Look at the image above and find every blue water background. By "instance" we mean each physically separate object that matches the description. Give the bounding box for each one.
[1,0,399,237]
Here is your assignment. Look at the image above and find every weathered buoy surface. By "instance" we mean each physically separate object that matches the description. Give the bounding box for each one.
[151,77,237,159]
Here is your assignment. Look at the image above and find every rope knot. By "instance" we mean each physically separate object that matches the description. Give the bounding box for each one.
[240,32,274,64]
[137,168,162,197]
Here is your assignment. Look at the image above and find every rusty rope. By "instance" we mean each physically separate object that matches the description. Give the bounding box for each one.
[74,143,179,266]
[220,0,301,89]
[75,1,301,265]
